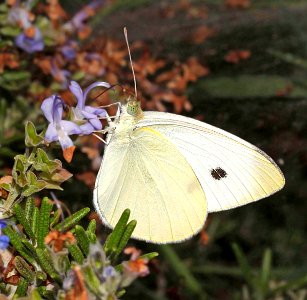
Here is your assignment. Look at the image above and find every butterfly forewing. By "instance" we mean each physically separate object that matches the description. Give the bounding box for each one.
[136,111,285,212]
[94,127,207,243]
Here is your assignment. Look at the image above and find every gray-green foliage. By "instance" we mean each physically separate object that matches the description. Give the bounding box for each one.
[1,198,157,299]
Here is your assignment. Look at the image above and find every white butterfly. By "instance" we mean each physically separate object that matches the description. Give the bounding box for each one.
[93,99,285,244]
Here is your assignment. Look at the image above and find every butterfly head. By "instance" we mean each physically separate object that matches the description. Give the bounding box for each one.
[126,98,143,117]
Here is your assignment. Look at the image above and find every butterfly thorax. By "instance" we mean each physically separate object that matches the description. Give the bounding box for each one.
[110,101,143,143]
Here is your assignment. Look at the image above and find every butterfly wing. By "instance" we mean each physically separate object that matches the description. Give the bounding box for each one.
[94,127,207,243]
[135,111,285,212]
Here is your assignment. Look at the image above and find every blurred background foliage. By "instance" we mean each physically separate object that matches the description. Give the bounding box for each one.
[1,0,307,299]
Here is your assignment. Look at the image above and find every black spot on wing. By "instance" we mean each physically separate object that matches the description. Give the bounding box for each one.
[210,167,227,180]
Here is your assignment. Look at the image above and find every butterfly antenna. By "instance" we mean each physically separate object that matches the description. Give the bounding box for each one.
[124,27,138,99]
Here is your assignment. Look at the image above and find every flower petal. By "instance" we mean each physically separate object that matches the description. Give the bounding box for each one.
[58,131,74,149]
[80,110,97,119]
[15,28,44,53]
[103,266,117,278]
[59,120,82,135]
[0,221,7,230]
[84,105,106,117]
[79,122,95,135]
[41,95,64,124]
[83,81,110,102]
[69,81,84,109]
[63,146,76,163]
[89,118,102,130]
[45,123,59,142]
[41,96,56,123]
[0,235,9,250]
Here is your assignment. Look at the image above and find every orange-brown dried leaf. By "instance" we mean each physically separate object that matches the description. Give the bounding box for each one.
[189,26,214,44]
[81,146,100,160]
[5,275,20,285]
[199,229,210,245]
[34,57,52,75]
[276,84,293,97]
[45,230,75,252]
[76,171,96,189]
[0,53,19,73]
[45,0,67,23]
[125,258,149,277]
[64,266,88,300]
[185,5,208,19]
[88,211,102,224]
[76,52,104,76]
[224,49,251,64]
[78,25,92,40]
[186,57,210,79]
[0,176,13,185]
[124,247,141,260]
[6,0,17,6]
[225,0,251,8]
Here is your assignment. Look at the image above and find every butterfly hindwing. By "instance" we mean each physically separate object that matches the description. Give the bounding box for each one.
[136,111,285,212]
[94,127,207,243]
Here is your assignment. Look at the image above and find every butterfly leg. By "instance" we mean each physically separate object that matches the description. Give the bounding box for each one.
[93,110,118,145]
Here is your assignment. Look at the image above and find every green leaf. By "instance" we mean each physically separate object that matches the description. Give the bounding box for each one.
[86,219,97,243]
[0,71,31,91]
[231,243,254,287]
[104,209,130,255]
[36,271,47,282]
[36,248,61,283]
[13,203,36,242]
[75,225,90,255]
[50,209,61,227]
[2,226,35,265]
[37,197,53,248]
[31,207,39,236]
[13,277,28,298]
[114,220,137,259]
[22,171,47,197]
[12,155,30,187]
[21,238,37,256]
[87,219,96,233]
[33,148,61,173]
[67,244,84,264]
[28,288,44,300]
[54,207,90,231]
[140,252,159,260]
[0,26,20,36]
[25,121,44,147]
[159,245,203,295]
[259,248,272,296]
[82,265,101,295]
[25,197,35,224]
[14,256,35,283]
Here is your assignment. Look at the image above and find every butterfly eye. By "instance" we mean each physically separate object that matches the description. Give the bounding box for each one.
[127,101,140,116]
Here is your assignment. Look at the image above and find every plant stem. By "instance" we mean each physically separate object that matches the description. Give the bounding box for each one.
[159,245,207,299]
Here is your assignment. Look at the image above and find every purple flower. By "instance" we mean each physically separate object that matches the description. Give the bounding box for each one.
[69,81,110,134]
[0,221,7,230]
[15,27,44,53]
[0,220,9,250]
[103,266,117,278]
[71,0,103,30]
[41,95,82,150]
[50,60,71,84]
[0,235,9,250]
[60,44,77,61]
